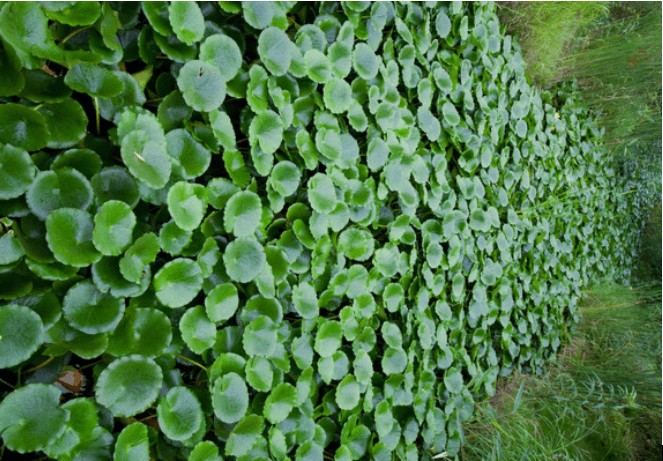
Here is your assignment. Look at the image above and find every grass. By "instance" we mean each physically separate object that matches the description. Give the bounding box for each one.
[460,283,662,461]
[460,4,663,460]
[496,1,662,158]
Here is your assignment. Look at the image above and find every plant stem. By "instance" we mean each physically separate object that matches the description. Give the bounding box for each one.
[60,26,93,45]
[177,355,208,372]
[94,97,100,135]
[0,377,15,389]
[24,356,55,373]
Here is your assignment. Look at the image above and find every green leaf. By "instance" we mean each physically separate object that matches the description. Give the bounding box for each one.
[307,173,337,214]
[296,441,324,461]
[209,110,237,151]
[383,283,404,312]
[381,322,403,349]
[293,282,319,319]
[225,414,265,457]
[63,279,124,334]
[336,375,360,410]
[128,307,172,358]
[114,423,150,461]
[444,367,464,394]
[177,60,226,112]
[93,200,136,256]
[168,1,205,45]
[249,110,283,155]
[0,40,25,97]
[0,304,44,368]
[374,401,394,438]
[180,305,216,354]
[0,384,69,453]
[223,237,266,284]
[366,137,389,172]
[95,355,163,417]
[142,2,173,36]
[189,440,223,461]
[41,1,101,26]
[304,49,332,83]
[224,190,262,238]
[153,258,203,308]
[338,227,375,261]
[36,99,88,149]
[269,161,301,196]
[381,347,407,375]
[323,78,352,114]
[264,383,297,424]
[157,386,204,441]
[200,34,242,81]
[212,372,249,424]
[353,43,379,80]
[157,90,192,131]
[0,103,50,151]
[27,168,93,221]
[373,245,399,277]
[159,220,192,256]
[436,11,452,38]
[469,209,491,233]
[165,129,212,180]
[258,27,292,76]
[516,119,528,138]
[167,181,208,231]
[0,234,24,266]
[243,315,278,357]
[417,106,441,142]
[64,63,124,98]
[45,208,102,267]
[90,166,140,208]
[0,144,36,200]
[205,283,239,323]
[314,320,342,358]
[119,232,160,283]
[245,356,274,392]
[0,2,58,69]
[442,101,461,126]
[120,130,171,190]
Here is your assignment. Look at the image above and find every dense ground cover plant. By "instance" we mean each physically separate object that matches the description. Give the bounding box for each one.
[0,2,652,460]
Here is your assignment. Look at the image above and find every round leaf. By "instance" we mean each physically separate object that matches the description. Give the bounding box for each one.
[0,384,69,453]
[249,110,283,155]
[157,386,204,441]
[224,190,262,237]
[153,258,203,308]
[167,181,208,231]
[63,279,125,335]
[168,1,205,45]
[270,161,301,196]
[0,304,44,368]
[293,282,319,320]
[264,383,297,424]
[114,423,150,461]
[245,356,274,392]
[180,305,216,354]
[323,78,352,114]
[314,320,342,358]
[120,130,171,190]
[353,43,379,80]
[243,315,278,357]
[338,227,375,261]
[45,208,102,267]
[165,129,212,180]
[200,34,242,81]
[258,27,292,76]
[26,168,93,221]
[223,237,266,284]
[0,103,50,151]
[95,355,163,417]
[335,375,360,410]
[0,143,36,200]
[442,101,461,126]
[205,283,239,323]
[178,60,226,112]
[212,372,248,424]
[307,173,337,214]
[36,99,88,149]
[190,441,223,461]
[64,63,124,98]
[93,200,136,255]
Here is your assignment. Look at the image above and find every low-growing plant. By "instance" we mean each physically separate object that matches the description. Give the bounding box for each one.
[0,2,653,461]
